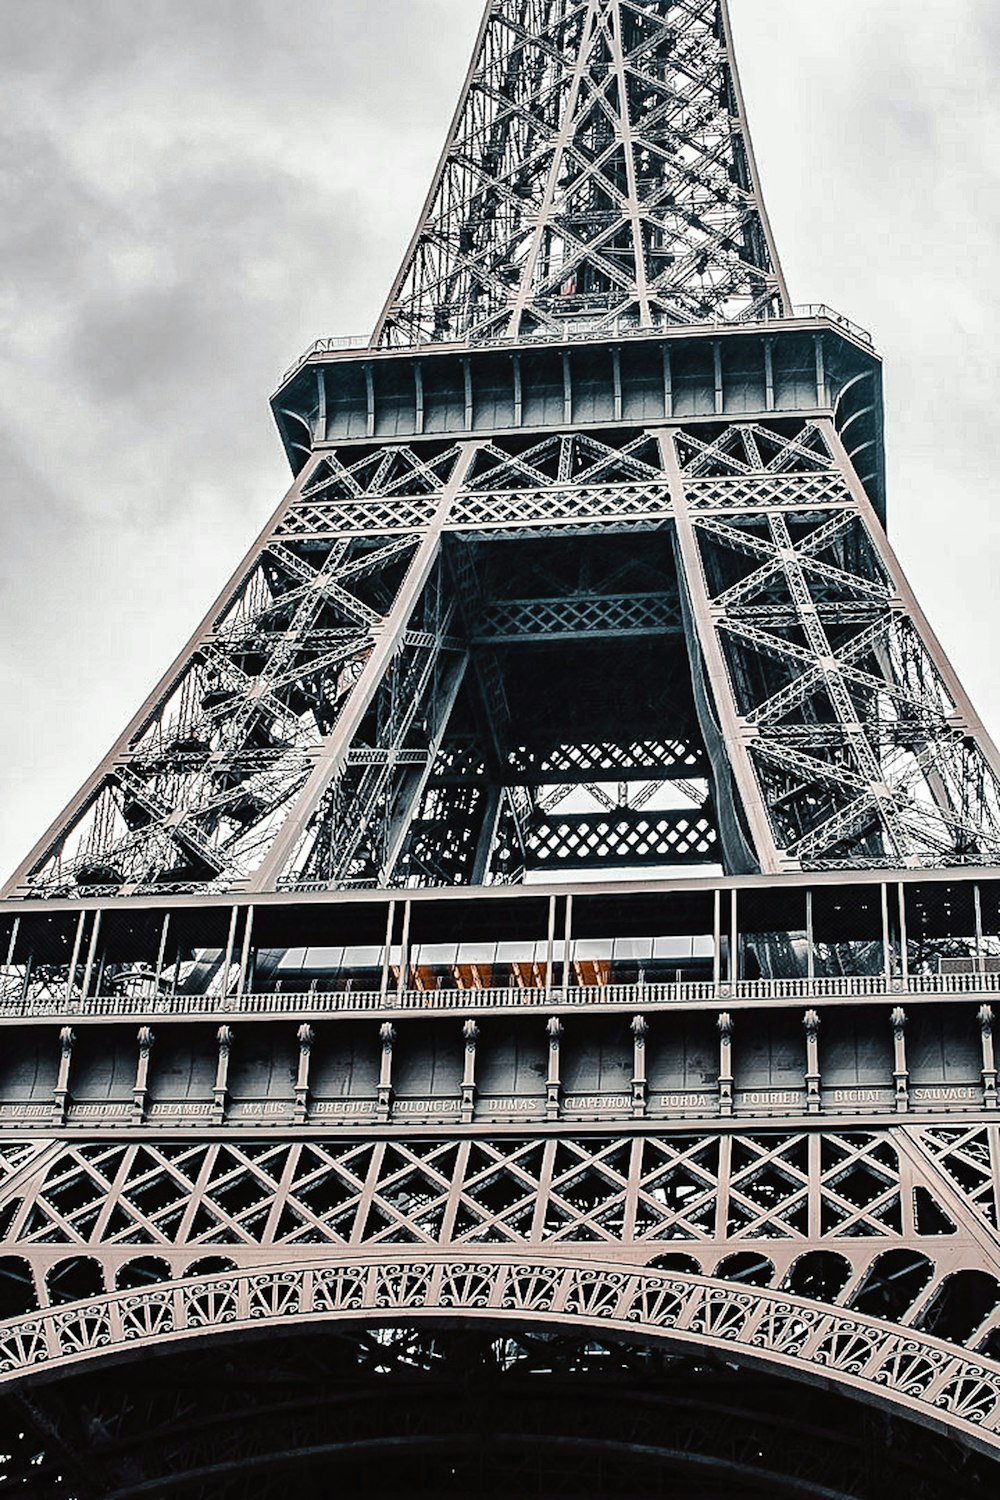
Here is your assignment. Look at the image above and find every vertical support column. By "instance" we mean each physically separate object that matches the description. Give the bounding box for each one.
[463,357,474,430]
[891,1007,909,1113]
[80,909,103,1001]
[975,885,985,975]
[152,912,171,995]
[711,888,721,988]
[717,1012,734,1118]
[220,906,239,1001]
[378,1022,396,1122]
[53,1027,75,1127]
[396,901,412,1001]
[662,344,673,418]
[814,332,827,408]
[461,1019,479,1124]
[314,366,327,443]
[897,884,909,986]
[546,1017,563,1122]
[64,911,86,1001]
[563,895,574,990]
[763,337,775,412]
[3,917,18,973]
[611,347,622,422]
[562,352,572,424]
[380,901,395,1006]
[881,883,893,981]
[712,340,724,415]
[544,896,557,1002]
[2,918,19,1009]
[470,788,502,887]
[730,889,739,984]
[805,889,816,983]
[236,907,255,998]
[213,1026,233,1124]
[803,1009,821,1115]
[364,362,375,439]
[512,354,523,427]
[133,1027,155,1123]
[414,362,425,435]
[631,1014,648,1120]
[20,947,33,1004]
[295,1024,315,1124]
[980,1006,999,1110]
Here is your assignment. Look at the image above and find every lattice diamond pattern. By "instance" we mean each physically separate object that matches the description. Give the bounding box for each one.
[376,0,786,346]
[3,1130,981,1256]
[677,421,1000,871]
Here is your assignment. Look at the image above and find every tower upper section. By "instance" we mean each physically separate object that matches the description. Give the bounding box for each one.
[373,0,789,350]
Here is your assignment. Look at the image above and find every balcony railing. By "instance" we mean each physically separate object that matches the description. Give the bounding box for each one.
[276,304,873,387]
[3,967,996,1024]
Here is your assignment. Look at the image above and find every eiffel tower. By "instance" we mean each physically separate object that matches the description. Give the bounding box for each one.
[3,2,1000,1494]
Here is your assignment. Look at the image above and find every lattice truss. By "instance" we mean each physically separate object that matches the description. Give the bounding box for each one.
[227,425,718,890]
[1,1127,1000,1358]
[21,532,446,897]
[16,414,1000,896]
[676,420,1000,870]
[18,445,468,898]
[375,0,787,347]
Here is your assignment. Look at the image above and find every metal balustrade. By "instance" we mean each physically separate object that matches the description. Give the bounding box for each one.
[277,305,873,387]
[2,966,998,1023]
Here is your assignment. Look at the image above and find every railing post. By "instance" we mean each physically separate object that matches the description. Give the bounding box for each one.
[133,1027,154,1123]
[213,1026,233,1124]
[377,1022,396,1122]
[717,1012,734,1118]
[890,1008,909,1113]
[461,1018,479,1124]
[295,1024,315,1124]
[546,1017,563,1122]
[979,1006,998,1110]
[631,1014,648,1120]
[803,1009,821,1114]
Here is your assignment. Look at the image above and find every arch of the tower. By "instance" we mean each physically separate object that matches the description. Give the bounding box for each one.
[0,1257,999,1496]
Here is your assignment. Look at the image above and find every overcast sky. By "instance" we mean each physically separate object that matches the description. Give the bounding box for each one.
[1,0,999,881]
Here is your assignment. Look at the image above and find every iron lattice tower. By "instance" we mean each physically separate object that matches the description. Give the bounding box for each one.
[2,4,1000,1495]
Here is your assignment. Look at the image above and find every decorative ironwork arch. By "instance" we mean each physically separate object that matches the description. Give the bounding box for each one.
[1,1254,999,1458]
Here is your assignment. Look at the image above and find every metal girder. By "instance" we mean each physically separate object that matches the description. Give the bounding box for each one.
[472,590,682,642]
[526,804,717,866]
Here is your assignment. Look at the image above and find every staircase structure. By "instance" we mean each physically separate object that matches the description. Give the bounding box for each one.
[1,3,1000,1494]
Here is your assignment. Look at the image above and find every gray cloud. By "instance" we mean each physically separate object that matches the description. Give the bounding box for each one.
[1,0,999,877]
